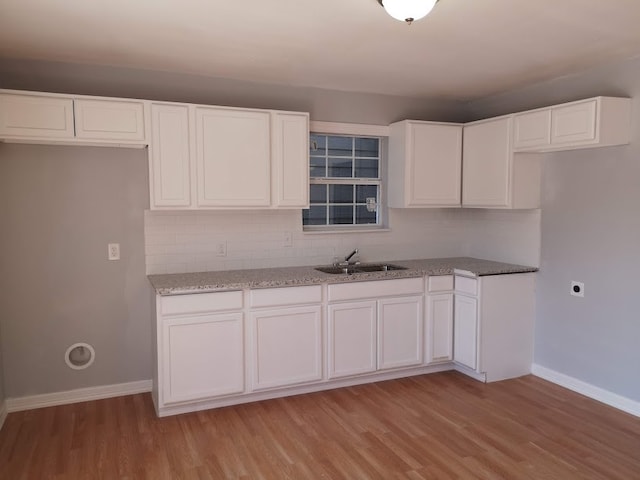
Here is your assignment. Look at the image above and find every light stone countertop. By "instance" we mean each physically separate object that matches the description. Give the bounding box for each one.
[148,257,538,295]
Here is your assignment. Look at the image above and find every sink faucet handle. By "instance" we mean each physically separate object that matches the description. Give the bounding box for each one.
[345,248,359,263]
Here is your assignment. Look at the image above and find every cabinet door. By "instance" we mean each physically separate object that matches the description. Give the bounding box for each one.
[377,296,423,370]
[328,301,377,379]
[426,293,453,364]
[407,123,462,206]
[551,99,597,146]
[0,93,74,138]
[513,109,551,150]
[162,313,244,404]
[272,112,309,208]
[251,306,322,390]
[453,295,478,370]
[74,99,146,141]
[462,117,511,208]
[196,107,271,207]
[150,103,192,207]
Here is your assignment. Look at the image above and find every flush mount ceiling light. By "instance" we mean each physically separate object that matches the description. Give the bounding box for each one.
[377,0,439,25]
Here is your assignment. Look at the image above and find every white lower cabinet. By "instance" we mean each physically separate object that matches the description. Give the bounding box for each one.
[328,301,377,379]
[377,296,423,370]
[250,305,322,390]
[425,275,454,364]
[162,313,244,404]
[453,294,478,370]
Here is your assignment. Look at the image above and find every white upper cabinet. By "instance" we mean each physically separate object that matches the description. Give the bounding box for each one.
[271,112,310,208]
[0,90,147,144]
[463,116,541,209]
[150,103,193,208]
[196,106,272,207]
[0,93,74,139]
[513,97,631,152]
[388,121,463,207]
[74,99,146,141]
[149,103,309,210]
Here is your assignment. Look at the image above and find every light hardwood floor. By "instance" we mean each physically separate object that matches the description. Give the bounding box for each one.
[1,372,639,479]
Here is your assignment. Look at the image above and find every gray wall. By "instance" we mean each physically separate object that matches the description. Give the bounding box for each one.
[0,144,151,398]
[0,58,467,124]
[469,55,640,402]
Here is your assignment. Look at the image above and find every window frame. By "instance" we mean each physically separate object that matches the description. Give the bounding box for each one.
[303,122,389,232]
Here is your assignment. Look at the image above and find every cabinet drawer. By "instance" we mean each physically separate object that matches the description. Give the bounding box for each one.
[161,291,243,315]
[455,276,477,296]
[427,275,454,292]
[250,285,321,308]
[328,277,423,302]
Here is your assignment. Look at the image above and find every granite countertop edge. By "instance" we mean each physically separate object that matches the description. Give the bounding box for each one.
[148,257,538,296]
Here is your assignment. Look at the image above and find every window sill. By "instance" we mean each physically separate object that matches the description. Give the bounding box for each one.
[303,227,391,235]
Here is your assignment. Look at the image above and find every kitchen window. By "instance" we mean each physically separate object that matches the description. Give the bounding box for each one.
[303,133,383,230]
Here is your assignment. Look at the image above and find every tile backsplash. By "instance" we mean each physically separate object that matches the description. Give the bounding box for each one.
[144,208,541,275]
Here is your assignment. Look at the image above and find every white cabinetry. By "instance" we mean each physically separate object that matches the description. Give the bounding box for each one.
[452,273,535,382]
[327,277,424,377]
[149,103,309,210]
[462,116,541,209]
[249,285,322,390]
[513,97,631,152]
[388,121,463,207]
[0,93,74,139]
[74,99,145,141]
[0,90,147,144]
[425,275,454,364]
[150,103,192,207]
[154,291,244,410]
[328,301,377,379]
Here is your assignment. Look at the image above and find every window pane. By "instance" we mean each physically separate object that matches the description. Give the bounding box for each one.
[310,184,327,204]
[310,134,326,155]
[355,159,379,178]
[327,136,353,156]
[328,157,352,178]
[303,206,327,226]
[310,156,326,177]
[356,185,378,203]
[329,184,354,204]
[355,138,379,158]
[356,205,377,224]
[329,205,353,225]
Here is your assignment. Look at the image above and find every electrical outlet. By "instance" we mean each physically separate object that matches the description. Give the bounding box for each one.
[215,241,227,257]
[283,231,293,247]
[570,281,584,297]
[108,243,120,261]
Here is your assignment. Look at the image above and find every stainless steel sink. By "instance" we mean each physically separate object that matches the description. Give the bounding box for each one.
[315,263,408,275]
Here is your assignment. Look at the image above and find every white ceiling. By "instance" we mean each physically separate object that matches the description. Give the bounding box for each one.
[1,0,640,101]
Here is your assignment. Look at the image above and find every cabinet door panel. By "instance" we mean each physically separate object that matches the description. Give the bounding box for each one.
[462,117,511,207]
[251,306,322,390]
[272,112,309,208]
[74,99,145,141]
[162,313,244,404]
[196,107,271,207]
[426,293,453,363]
[328,301,377,379]
[0,93,74,138]
[454,295,478,370]
[551,99,597,145]
[513,109,551,150]
[150,103,192,207]
[377,296,423,370]
[408,123,462,206]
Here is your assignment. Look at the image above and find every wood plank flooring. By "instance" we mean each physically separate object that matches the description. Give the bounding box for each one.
[1,372,639,479]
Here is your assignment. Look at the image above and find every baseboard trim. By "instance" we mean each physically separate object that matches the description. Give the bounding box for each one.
[0,400,7,431]
[531,364,640,418]
[6,380,152,413]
